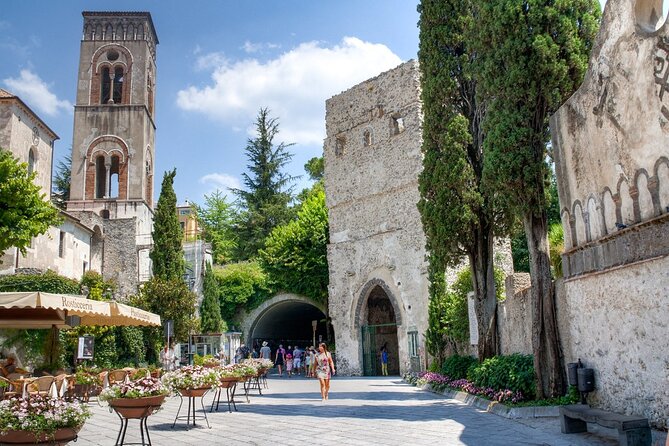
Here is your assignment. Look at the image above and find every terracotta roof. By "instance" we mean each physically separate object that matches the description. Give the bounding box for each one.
[0,88,16,99]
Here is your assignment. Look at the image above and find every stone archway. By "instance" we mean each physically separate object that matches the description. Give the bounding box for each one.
[241,294,328,352]
[355,279,402,376]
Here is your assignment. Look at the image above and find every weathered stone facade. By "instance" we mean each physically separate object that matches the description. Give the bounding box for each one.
[67,11,158,296]
[549,0,669,427]
[0,89,98,281]
[324,61,429,376]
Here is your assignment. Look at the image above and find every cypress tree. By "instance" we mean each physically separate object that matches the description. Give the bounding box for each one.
[150,169,185,281]
[200,263,224,333]
[417,0,501,359]
[474,0,600,397]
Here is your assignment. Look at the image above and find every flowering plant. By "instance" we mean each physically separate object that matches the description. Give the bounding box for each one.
[161,366,219,391]
[0,395,90,438]
[408,371,526,404]
[243,358,273,369]
[99,377,168,402]
[74,368,102,386]
[216,363,255,379]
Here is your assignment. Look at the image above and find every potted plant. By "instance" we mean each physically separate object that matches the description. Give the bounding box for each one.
[99,376,169,419]
[0,395,90,445]
[72,367,102,402]
[161,366,219,397]
[242,358,273,377]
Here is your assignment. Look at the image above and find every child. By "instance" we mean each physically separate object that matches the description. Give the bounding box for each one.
[285,352,294,377]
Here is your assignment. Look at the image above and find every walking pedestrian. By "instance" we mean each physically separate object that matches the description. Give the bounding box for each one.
[286,351,294,377]
[259,341,271,360]
[380,344,388,376]
[275,344,286,376]
[315,343,335,400]
[293,346,302,373]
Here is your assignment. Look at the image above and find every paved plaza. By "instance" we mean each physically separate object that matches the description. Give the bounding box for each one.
[74,376,663,446]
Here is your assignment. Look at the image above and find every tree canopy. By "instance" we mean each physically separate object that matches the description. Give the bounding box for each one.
[150,169,185,281]
[200,262,225,333]
[259,188,329,303]
[195,190,237,264]
[0,148,61,257]
[417,0,501,359]
[474,0,600,398]
[52,154,71,210]
[232,108,296,259]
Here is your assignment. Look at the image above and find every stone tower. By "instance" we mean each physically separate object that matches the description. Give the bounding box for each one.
[67,11,158,296]
[324,61,429,376]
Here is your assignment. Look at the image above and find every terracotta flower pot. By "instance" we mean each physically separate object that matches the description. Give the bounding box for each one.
[218,377,239,388]
[178,387,210,397]
[109,394,166,419]
[0,426,81,445]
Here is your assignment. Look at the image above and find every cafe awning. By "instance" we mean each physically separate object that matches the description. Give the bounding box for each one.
[80,302,161,327]
[0,292,160,328]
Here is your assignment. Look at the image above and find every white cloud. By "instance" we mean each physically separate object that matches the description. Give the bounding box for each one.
[241,41,281,53]
[199,173,242,193]
[195,52,228,71]
[176,37,403,146]
[3,70,71,116]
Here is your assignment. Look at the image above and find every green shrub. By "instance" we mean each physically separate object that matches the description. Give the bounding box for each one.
[441,354,478,380]
[428,361,441,372]
[193,354,215,366]
[468,353,535,398]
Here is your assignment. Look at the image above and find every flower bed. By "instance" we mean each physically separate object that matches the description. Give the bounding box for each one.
[161,366,220,393]
[99,377,168,401]
[0,395,90,442]
[404,371,525,404]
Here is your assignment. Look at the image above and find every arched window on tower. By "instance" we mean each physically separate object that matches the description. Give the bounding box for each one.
[28,148,35,175]
[109,155,120,198]
[105,24,113,40]
[101,67,111,104]
[95,155,106,198]
[113,67,124,104]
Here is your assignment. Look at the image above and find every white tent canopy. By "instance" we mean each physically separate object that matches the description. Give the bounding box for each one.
[0,292,160,328]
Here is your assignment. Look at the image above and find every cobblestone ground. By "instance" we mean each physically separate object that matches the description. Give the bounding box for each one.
[75,376,661,446]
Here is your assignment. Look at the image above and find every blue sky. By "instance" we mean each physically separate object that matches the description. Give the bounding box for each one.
[1,0,420,206]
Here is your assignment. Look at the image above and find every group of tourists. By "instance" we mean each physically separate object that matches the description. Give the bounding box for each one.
[257,341,335,401]
[268,343,318,378]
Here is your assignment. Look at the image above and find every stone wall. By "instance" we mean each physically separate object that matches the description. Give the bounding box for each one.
[101,218,139,298]
[549,0,669,428]
[497,274,533,356]
[325,61,429,376]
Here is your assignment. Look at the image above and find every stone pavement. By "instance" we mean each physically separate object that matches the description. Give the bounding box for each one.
[74,376,658,446]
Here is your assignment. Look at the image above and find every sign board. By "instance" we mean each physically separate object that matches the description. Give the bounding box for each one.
[77,335,94,360]
[467,292,479,346]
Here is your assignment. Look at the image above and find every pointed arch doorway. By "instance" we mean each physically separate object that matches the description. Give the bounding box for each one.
[360,284,400,376]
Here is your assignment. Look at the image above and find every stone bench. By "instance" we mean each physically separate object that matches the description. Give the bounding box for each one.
[560,404,651,446]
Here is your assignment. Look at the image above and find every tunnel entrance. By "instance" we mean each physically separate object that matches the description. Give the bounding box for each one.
[249,300,329,353]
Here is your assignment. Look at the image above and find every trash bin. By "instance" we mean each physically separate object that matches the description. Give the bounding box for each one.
[577,368,595,393]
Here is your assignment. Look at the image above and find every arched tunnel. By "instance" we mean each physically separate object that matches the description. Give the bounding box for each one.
[249,300,330,350]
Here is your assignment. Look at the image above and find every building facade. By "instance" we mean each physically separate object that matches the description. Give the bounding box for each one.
[550,0,669,427]
[324,61,429,376]
[67,11,158,297]
[0,89,99,280]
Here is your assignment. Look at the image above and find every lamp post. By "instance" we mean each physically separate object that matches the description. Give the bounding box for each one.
[312,320,317,347]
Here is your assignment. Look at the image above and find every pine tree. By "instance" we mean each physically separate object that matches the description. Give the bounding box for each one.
[232,108,296,259]
[150,169,185,281]
[52,154,71,210]
[200,263,224,333]
[474,0,600,398]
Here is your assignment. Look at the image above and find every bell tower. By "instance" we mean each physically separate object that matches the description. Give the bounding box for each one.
[67,11,158,295]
